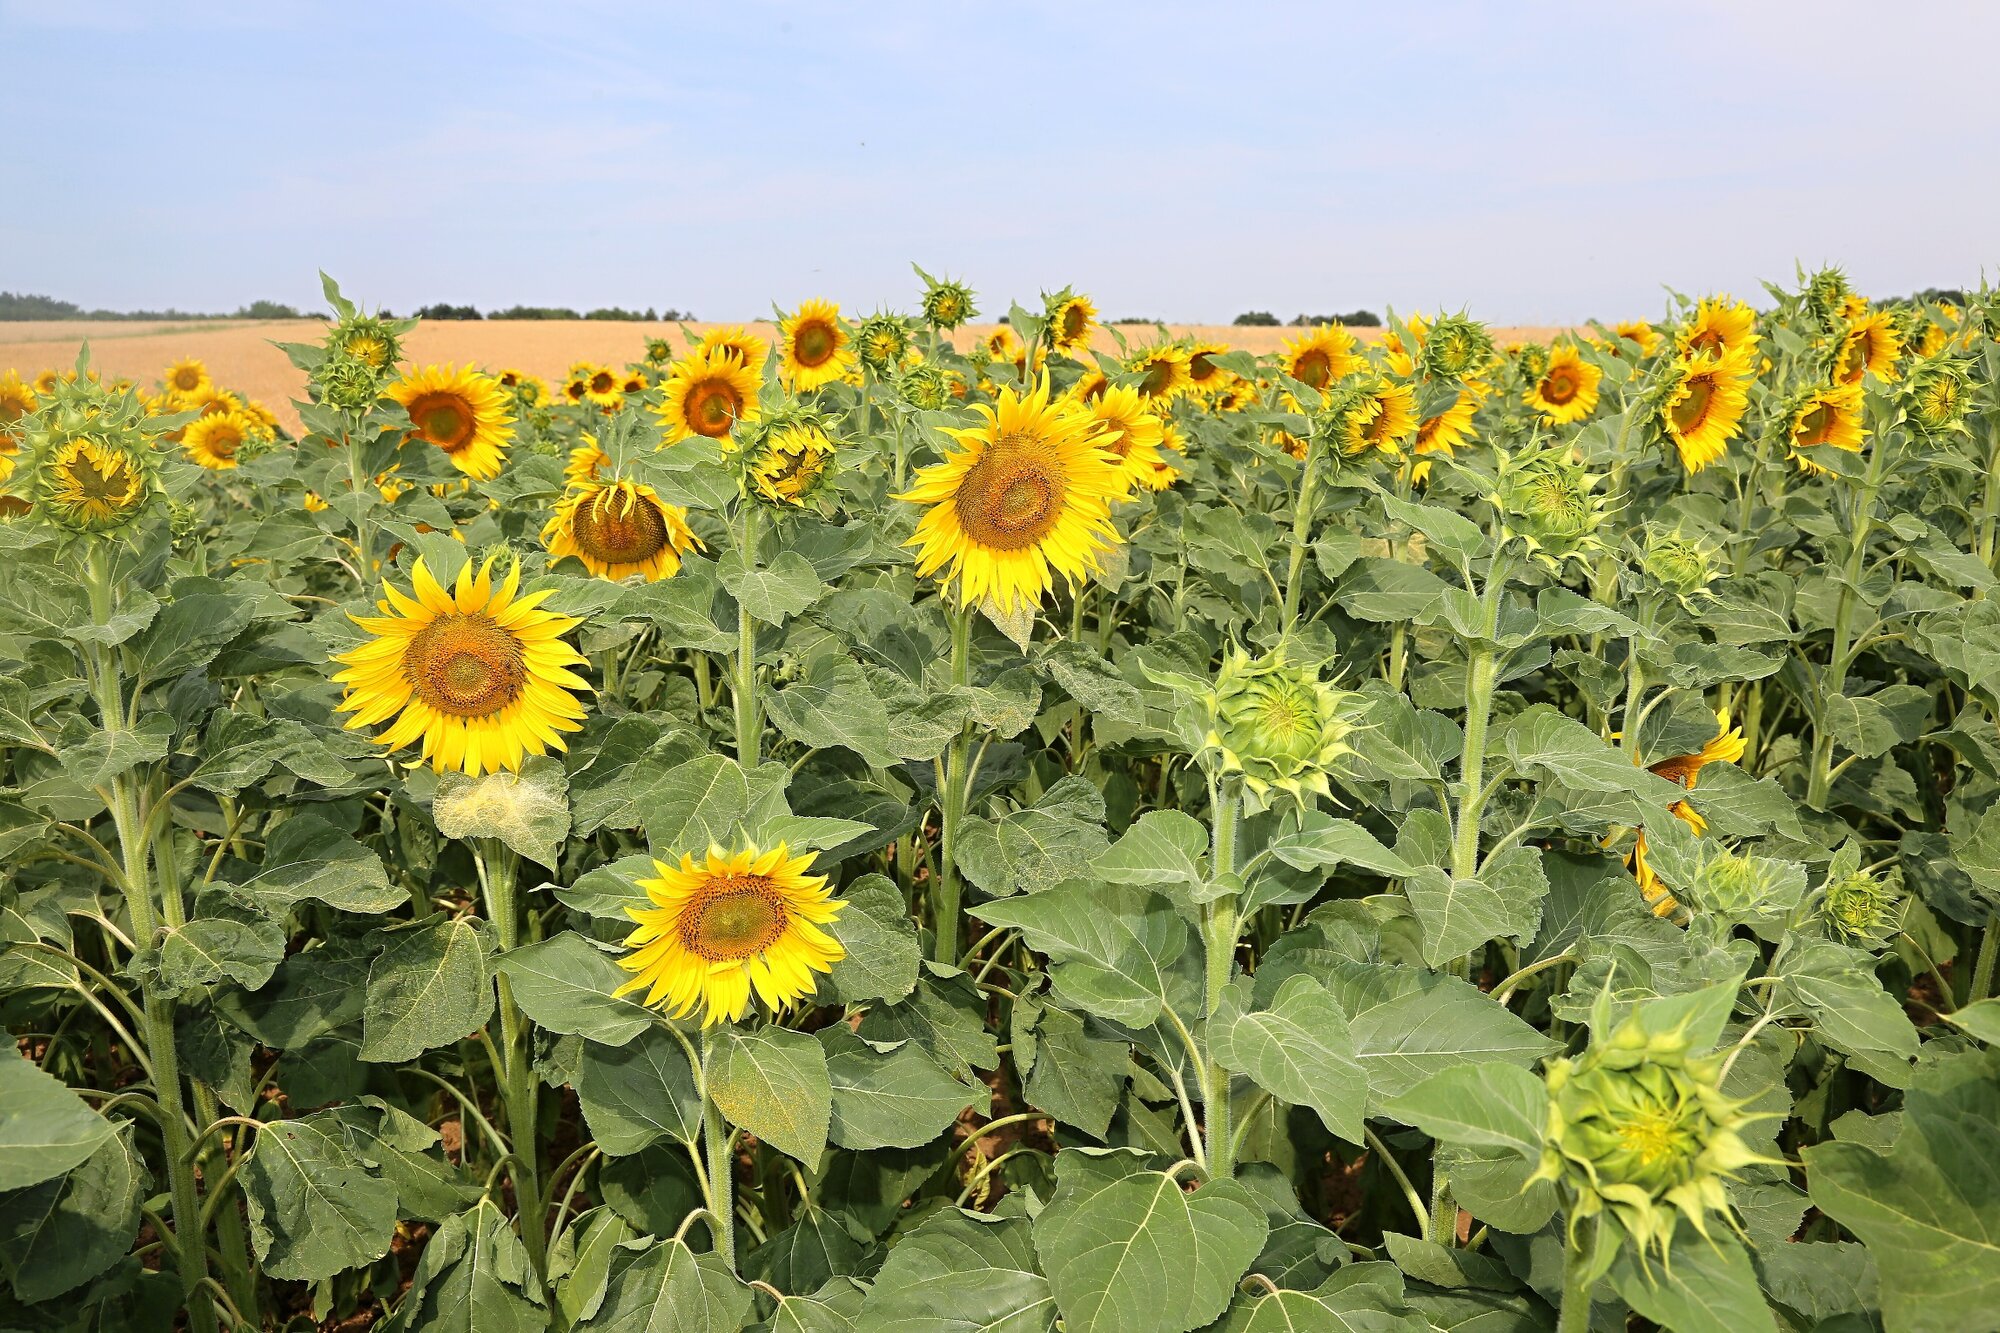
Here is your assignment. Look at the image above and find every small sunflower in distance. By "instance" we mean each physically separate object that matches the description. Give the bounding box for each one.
[748,422,836,507]
[614,843,846,1027]
[333,556,592,776]
[898,376,1124,614]
[1280,325,1364,392]
[1660,345,1754,473]
[0,371,37,435]
[582,365,624,409]
[182,410,257,470]
[916,267,976,331]
[1076,383,1167,496]
[658,349,761,444]
[1129,344,1193,402]
[1525,343,1602,424]
[779,299,855,390]
[1185,339,1233,395]
[389,364,515,480]
[163,357,213,401]
[1678,297,1759,361]
[1046,291,1098,358]
[543,479,704,581]
[1610,320,1661,358]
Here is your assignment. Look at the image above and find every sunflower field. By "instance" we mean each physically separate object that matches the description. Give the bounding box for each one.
[2,266,1998,1333]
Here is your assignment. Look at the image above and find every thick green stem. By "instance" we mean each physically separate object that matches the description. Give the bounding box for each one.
[1807,436,1891,809]
[1452,645,1498,882]
[342,415,376,588]
[932,606,975,965]
[1976,421,2000,569]
[1557,1241,1595,1333]
[479,842,548,1284]
[700,1036,737,1272]
[733,504,763,766]
[1279,447,1322,633]
[1201,781,1241,1179]
[1970,915,2000,1004]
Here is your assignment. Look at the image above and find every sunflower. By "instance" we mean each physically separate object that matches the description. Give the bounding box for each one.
[163,357,213,401]
[542,479,703,581]
[1281,325,1364,392]
[1787,382,1868,476]
[1837,310,1901,384]
[1071,368,1111,403]
[748,423,836,507]
[658,349,762,444]
[1129,344,1192,402]
[0,371,36,435]
[566,441,611,488]
[1630,712,1746,917]
[1678,298,1758,361]
[1077,384,1168,495]
[1214,378,1260,413]
[1525,343,1602,425]
[613,843,845,1027]
[1661,346,1753,473]
[1406,389,1479,483]
[36,437,151,532]
[1047,294,1098,358]
[897,376,1124,614]
[1185,339,1233,395]
[33,370,60,396]
[696,325,769,369]
[779,299,855,390]
[583,366,625,410]
[332,556,592,776]
[1611,321,1661,358]
[388,364,515,480]
[984,326,1024,363]
[621,369,649,395]
[562,375,589,406]
[1347,379,1418,456]
[182,410,256,470]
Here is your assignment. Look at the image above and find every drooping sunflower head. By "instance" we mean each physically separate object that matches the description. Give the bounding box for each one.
[1205,645,1359,812]
[695,325,769,370]
[1639,526,1720,607]
[1492,444,1614,569]
[614,843,846,1027]
[1281,325,1363,393]
[1658,344,1754,474]
[746,422,837,508]
[1524,343,1603,425]
[1128,344,1193,402]
[1785,382,1868,476]
[388,364,515,480]
[779,299,855,390]
[542,479,703,582]
[332,555,592,776]
[1533,1004,1765,1260]
[1077,384,1167,497]
[896,375,1125,615]
[856,312,914,373]
[1836,309,1902,385]
[1901,355,1972,437]
[1045,292,1099,357]
[1411,389,1478,461]
[917,270,977,331]
[181,410,260,470]
[162,357,213,401]
[1677,297,1759,361]
[984,326,1024,364]
[657,349,761,445]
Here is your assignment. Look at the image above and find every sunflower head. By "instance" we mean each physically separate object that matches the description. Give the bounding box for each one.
[1785,382,1868,476]
[643,337,675,366]
[1902,356,1972,437]
[695,326,769,370]
[1610,320,1662,358]
[1492,444,1614,570]
[1683,846,1796,925]
[1128,344,1193,402]
[1524,343,1603,425]
[779,299,855,390]
[1204,646,1358,812]
[332,555,593,775]
[182,410,263,471]
[1533,1002,1765,1263]
[856,312,914,373]
[162,357,213,401]
[1677,297,1760,361]
[0,371,38,438]
[1802,267,1853,333]
[1638,526,1720,608]
[1281,325,1363,393]
[542,479,704,582]
[658,349,761,445]
[746,421,837,509]
[898,362,951,412]
[614,843,846,1027]
[1079,384,1167,496]
[388,364,516,480]
[21,368,164,537]
[1419,314,1494,380]
[325,312,405,372]
[1656,345,1754,474]
[917,269,977,331]
[1045,291,1098,357]
[1819,845,1903,949]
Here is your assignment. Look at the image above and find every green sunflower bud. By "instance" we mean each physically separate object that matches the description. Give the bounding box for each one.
[1819,844,1902,949]
[317,355,386,412]
[1515,343,1551,383]
[743,418,837,510]
[1639,526,1719,607]
[324,312,404,373]
[1419,313,1494,380]
[1491,445,1614,570]
[899,363,951,412]
[1690,849,1791,923]
[1204,647,1358,811]
[22,368,165,537]
[643,337,674,366]
[918,271,977,331]
[1804,266,1852,333]
[1533,1005,1765,1261]
[1902,356,1972,436]
[857,313,913,373]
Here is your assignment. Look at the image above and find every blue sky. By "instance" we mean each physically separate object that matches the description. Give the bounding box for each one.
[7,0,1997,324]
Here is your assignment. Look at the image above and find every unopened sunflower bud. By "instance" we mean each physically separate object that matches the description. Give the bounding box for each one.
[1204,647,1357,811]
[1491,445,1613,570]
[1820,851,1903,949]
[857,314,913,373]
[899,363,951,412]
[317,356,385,412]
[920,274,976,331]
[1640,527,1719,606]
[1902,356,1972,436]
[1419,313,1494,380]
[23,372,163,537]
[324,312,403,372]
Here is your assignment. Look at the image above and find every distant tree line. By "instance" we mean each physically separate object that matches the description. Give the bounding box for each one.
[1233,309,1383,327]
[0,292,695,322]
[415,304,695,321]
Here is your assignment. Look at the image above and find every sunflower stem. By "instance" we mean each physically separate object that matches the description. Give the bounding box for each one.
[477,840,549,1287]
[699,1033,738,1272]
[1807,423,1893,809]
[341,410,376,589]
[932,605,975,965]
[1557,1236,1595,1333]
[733,503,763,766]
[1201,777,1242,1180]
[83,550,219,1333]
[1279,438,1323,637]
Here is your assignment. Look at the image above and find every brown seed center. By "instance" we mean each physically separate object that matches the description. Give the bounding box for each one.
[680,878,787,961]
[686,380,742,436]
[404,613,526,717]
[407,392,476,450]
[955,435,1064,550]
[795,322,836,367]
[573,490,670,564]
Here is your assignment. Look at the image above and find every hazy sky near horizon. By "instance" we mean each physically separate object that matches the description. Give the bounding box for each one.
[7,0,1998,325]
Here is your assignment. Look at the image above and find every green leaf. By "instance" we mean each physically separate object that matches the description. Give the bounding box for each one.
[1211,974,1367,1143]
[858,1208,1057,1333]
[1032,1150,1269,1333]
[1500,705,1687,805]
[744,1208,874,1297]
[1804,1046,2000,1333]
[360,915,494,1063]
[1774,938,1919,1084]
[1315,964,1557,1108]
[756,1278,867,1333]
[1608,1231,1774,1333]
[1753,1241,1878,1323]
[577,1025,703,1154]
[631,754,754,857]
[59,712,173,788]
[553,1208,636,1329]
[577,1236,754,1333]
[150,895,287,995]
[1378,1063,1545,1161]
[956,777,1110,899]
[235,814,403,914]
[766,655,900,768]
[973,882,1196,1027]
[128,578,261,685]
[720,549,826,625]
[1337,558,1451,625]
[707,1026,832,1164]
[1383,494,1487,562]
[1094,810,1209,895]
[1014,993,1129,1139]
[0,1047,116,1190]
[0,1123,145,1302]
[821,1026,985,1151]
[241,1112,398,1281]
[824,874,919,1006]
[432,756,572,867]
[191,712,359,794]
[393,1199,546,1332]
[494,933,655,1046]
[1266,811,1413,879]
[1403,844,1548,969]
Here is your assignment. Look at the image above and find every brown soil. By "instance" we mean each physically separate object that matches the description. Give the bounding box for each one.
[1,319,1571,436]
